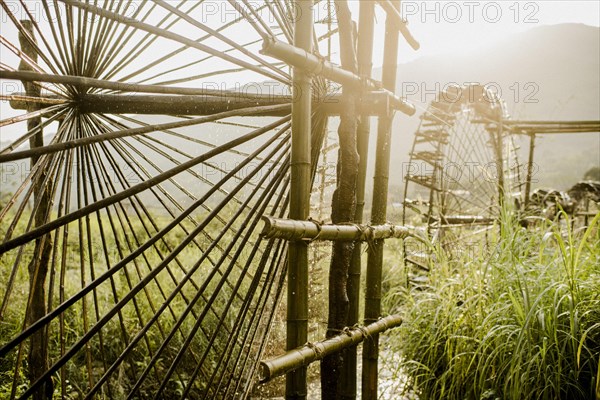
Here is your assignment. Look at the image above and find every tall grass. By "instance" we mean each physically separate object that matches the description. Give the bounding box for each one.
[384,212,600,400]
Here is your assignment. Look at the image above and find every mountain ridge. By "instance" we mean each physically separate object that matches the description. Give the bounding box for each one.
[384,23,600,193]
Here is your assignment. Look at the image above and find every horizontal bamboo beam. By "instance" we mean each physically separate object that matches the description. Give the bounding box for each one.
[7,92,393,116]
[260,216,422,241]
[259,314,403,384]
[376,0,420,50]
[503,120,600,125]
[260,38,416,116]
[78,93,290,115]
[513,129,600,135]
[479,119,600,135]
[0,70,280,99]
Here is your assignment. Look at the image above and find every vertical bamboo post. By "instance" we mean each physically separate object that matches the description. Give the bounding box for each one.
[340,2,375,399]
[322,1,359,398]
[362,2,400,399]
[524,133,536,208]
[287,2,313,399]
[494,123,506,210]
[19,20,54,400]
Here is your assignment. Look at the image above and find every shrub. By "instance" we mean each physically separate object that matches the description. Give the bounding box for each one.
[386,213,600,400]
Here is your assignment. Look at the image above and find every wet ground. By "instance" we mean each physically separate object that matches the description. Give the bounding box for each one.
[252,343,419,399]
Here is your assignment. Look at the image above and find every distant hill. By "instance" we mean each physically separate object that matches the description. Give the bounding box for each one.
[2,24,598,209]
[383,23,600,193]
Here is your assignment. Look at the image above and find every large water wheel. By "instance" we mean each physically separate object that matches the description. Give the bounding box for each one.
[0,2,342,398]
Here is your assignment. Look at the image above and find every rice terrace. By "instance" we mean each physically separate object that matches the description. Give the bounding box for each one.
[0,1,599,399]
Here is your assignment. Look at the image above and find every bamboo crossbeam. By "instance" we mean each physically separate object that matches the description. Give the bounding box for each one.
[503,120,600,125]
[7,92,393,116]
[260,216,420,241]
[513,128,600,134]
[260,38,416,116]
[480,119,600,134]
[259,314,403,384]
[79,94,291,116]
[376,0,420,50]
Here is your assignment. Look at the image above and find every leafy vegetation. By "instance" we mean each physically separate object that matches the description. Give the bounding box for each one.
[0,206,255,398]
[384,212,600,400]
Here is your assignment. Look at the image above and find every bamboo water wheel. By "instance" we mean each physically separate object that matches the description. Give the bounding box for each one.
[0,2,339,398]
[401,85,523,276]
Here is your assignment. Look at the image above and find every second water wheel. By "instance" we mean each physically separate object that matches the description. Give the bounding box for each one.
[401,84,523,281]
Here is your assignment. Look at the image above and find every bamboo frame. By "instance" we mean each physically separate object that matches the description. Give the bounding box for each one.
[259,314,403,384]
[287,1,313,398]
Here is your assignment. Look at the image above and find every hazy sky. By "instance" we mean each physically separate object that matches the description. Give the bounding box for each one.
[362,1,600,63]
[1,1,599,142]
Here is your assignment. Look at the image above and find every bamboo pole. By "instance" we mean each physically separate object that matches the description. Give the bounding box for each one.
[259,314,403,384]
[287,1,312,398]
[375,0,420,50]
[0,70,281,99]
[260,39,415,116]
[18,20,54,400]
[260,216,419,241]
[515,128,600,134]
[342,3,376,397]
[503,120,600,125]
[7,92,392,117]
[524,133,536,208]
[363,2,400,398]
[321,2,359,398]
[491,122,505,210]
[483,120,600,135]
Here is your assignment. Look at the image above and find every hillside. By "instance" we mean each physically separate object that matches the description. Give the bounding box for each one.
[2,24,598,206]
[385,23,600,193]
